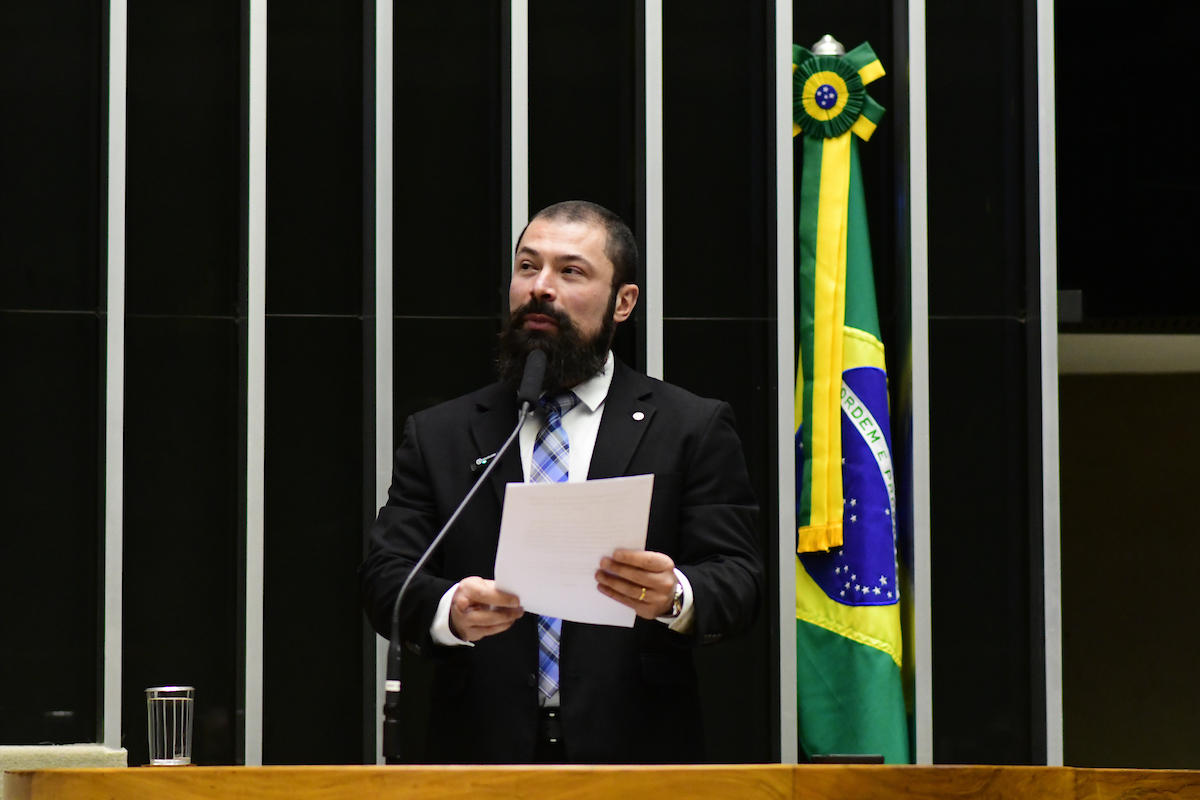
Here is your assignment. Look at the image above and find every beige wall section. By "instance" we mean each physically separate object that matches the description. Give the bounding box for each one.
[1059,335,1200,374]
[1059,373,1200,769]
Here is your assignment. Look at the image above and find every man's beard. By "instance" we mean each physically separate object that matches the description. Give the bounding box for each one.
[498,296,616,392]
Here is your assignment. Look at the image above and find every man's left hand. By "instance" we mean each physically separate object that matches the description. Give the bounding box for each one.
[596,549,677,619]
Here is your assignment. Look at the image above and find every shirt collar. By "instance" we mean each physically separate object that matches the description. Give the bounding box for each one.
[565,351,614,412]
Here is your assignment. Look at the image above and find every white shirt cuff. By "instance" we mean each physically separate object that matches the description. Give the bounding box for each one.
[430,581,474,647]
[658,568,695,633]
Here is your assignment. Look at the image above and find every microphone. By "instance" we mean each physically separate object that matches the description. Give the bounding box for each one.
[382,348,545,764]
[516,348,546,411]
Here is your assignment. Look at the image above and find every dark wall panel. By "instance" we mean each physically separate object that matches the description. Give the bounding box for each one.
[1057,2,1200,324]
[0,0,104,746]
[126,0,243,318]
[928,317,1033,764]
[0,313,100,745]
[266,0,363,316]
[122,318,242,766]
[264,318,364,764]
[262,0,367,765]
[528,0,638,227]
[926,0,1040,765]
[926,2,1027,320]
[0,2,102,311]
[123,0,245,765]
[664,1,770,320]
[393,5,506,319]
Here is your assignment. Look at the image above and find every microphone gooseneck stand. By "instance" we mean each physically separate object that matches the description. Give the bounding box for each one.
[382,349,546,765]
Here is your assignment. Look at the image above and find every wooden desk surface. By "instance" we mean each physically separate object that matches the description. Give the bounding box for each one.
[5,763,1199,800]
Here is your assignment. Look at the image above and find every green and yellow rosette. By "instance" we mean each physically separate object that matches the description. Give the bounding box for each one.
[792,42,886,141]
[794,41,886,553]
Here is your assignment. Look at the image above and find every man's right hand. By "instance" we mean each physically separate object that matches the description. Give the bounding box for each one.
[448,577,524,642]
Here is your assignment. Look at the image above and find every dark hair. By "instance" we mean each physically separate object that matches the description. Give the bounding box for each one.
[518,200,639,289]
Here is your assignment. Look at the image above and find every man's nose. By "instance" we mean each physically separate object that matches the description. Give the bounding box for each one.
[529,266,557,299]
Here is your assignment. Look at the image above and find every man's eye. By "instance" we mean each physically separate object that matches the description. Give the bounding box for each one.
[519,262,537,271]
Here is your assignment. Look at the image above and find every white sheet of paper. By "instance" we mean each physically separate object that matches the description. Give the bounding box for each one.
[493,474,654,627]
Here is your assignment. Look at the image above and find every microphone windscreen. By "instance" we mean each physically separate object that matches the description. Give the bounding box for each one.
[516,349,547,408]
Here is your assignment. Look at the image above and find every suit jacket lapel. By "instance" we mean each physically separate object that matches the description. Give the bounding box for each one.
[588,361,655,479]
[469,386,524,505]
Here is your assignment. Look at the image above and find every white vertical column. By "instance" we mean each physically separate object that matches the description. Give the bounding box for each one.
[103,0,128,753]
[373,0,395,767]
[644,0,664,380]
[775,0,798,766]
[511,0,529,248]
[1037,0,1063,768]
[909,0,934,767]
[244,0,268,768]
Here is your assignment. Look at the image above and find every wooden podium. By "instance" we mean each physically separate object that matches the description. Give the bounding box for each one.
[6,764,1200,800]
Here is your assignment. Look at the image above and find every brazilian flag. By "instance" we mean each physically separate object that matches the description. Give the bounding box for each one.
[793,41,908,763]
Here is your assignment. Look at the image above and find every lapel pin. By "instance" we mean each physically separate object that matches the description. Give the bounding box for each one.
[632,411,645,421]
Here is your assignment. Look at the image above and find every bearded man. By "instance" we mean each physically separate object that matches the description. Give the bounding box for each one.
[360,200,762,764]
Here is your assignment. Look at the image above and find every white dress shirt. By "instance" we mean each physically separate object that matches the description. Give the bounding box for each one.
[429,352,695,660]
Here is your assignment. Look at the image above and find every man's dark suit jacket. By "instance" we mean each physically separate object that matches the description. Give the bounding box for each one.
[359,360,762,764]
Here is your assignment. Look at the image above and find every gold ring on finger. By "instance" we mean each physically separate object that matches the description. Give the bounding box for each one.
[638,586,647,602]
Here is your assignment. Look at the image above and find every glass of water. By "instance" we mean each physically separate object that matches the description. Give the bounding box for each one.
[145,686,194,765]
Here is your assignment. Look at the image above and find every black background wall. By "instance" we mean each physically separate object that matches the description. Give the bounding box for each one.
[1056,1,1200,329]
[121,0,245,766]
[925,0,1048,765]
[262,0,366,765]
[0,0,104,749]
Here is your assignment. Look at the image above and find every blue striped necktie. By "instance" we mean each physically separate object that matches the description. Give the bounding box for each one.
[532,391,580,703]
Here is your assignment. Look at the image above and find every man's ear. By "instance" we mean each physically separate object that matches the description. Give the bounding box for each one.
[612,284,639,323]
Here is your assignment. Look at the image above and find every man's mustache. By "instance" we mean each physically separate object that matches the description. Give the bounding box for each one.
[510,299,572,331]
